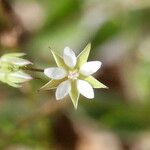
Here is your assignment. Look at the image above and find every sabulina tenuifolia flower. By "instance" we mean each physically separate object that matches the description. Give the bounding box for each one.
[40,44,108,109]
[0,53,32,87]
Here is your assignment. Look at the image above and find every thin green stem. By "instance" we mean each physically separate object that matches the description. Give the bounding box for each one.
[22,66,44,72]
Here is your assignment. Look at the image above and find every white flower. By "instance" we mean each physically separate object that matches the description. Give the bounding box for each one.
[0,53,32,66]
[0,53,32,87]
[6,71,32,87]
[40,44,107,109]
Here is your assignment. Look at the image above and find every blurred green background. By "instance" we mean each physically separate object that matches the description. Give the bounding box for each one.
[0,0,150,149]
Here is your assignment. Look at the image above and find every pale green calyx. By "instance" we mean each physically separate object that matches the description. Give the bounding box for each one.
[40,44,108,109]
[0,53,32,87]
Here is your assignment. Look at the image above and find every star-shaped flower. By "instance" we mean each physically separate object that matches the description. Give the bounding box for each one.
[40,44,107,109]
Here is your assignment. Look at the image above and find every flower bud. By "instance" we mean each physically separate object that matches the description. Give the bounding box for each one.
[0,53,33,88]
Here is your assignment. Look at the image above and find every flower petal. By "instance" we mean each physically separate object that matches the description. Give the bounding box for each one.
[44,67,67,79]
[63,47,77,68]
[8,71,32,83]
[80,61,102,76]
[77,80,94,99]
[3,57,32,66]
[56,80,71,100]
[84,76,108,89]
[69,80,79,109]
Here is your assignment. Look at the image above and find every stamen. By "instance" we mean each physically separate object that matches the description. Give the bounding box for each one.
[68,70,79,80]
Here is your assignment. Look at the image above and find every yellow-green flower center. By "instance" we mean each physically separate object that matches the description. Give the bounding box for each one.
[68,70,79,80]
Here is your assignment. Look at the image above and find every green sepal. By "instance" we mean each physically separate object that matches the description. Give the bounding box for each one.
[84,76,108,89]
[69,80,79,109]
[76,43,91,68]
[0,70,18,87]
[0,71,6,83]
[39,78,66,91]
[7,81,21,88]
[51,50,68,70]
[1,53,26,58]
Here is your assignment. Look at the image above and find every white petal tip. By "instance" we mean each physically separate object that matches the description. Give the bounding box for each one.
[77,80,94,99]
[80,61,102,76]
[105,86,109,89]
[86,94,94,99]
[74,105,78,110]
[64,46,70,50]
[27,76,33,80]
[14,59,33,66]
[56,80,71,100]
[56,94,66,100]
[63,47,77,68]
[56,96,63,100]
[44,67,66,79]
[28,61,33,65]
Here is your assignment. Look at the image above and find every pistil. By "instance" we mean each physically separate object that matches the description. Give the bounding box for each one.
[68,70,79,80]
